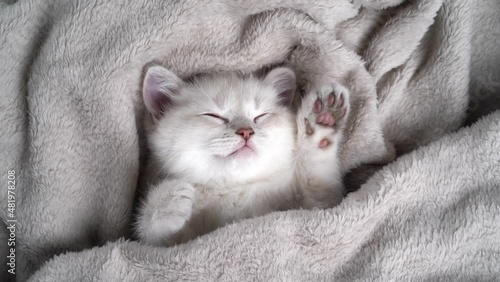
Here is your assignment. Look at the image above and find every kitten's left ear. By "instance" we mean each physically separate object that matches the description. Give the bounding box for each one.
[264,67,296,106]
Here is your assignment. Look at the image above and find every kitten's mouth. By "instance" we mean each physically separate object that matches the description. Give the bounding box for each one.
[229,143,255,157]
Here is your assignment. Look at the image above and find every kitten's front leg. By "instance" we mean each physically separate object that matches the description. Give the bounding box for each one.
[295,83,350,209]
[136,179,195,246]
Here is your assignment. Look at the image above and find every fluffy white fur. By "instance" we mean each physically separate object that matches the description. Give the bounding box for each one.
[137,67,349,246]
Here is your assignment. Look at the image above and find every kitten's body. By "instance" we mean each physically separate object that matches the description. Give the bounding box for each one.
[137,67,349,246]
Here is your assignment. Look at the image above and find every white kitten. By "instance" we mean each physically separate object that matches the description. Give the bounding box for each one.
[137,66,350,246]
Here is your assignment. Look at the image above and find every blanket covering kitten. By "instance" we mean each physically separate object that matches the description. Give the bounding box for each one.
[137,66,350,246]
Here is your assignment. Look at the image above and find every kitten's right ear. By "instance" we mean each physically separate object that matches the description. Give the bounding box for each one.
[143,66,184,119]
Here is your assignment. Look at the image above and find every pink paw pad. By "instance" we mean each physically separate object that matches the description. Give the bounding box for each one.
[314,100,322,113]
[302,84,349,150]
[319,138,331,148]
[316,112,336,126]
[313,92,346,127]
[304,118,314,135]
[327,93,335,106]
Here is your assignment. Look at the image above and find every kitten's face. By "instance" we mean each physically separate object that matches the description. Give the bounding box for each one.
[143,67,296,183]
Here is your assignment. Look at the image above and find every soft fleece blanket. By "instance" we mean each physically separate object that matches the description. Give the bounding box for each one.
[1,0,499,281]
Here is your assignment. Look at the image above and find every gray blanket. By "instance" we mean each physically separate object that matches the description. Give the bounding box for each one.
[0,0,499,281]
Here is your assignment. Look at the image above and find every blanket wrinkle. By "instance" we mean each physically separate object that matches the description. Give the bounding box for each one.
[1,0,499,281]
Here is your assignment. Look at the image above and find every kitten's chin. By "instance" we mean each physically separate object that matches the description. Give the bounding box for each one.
[229,145,255,158]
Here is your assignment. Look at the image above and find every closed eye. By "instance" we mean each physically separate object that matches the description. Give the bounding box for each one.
[202,113,229,124]
[253,113,269,123]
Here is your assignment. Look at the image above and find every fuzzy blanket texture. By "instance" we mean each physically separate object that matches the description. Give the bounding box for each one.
[1,0,499,281]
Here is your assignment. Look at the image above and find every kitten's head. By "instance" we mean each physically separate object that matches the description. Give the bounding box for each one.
[142,66,297,183]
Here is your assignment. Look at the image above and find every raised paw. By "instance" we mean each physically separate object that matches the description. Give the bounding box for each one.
[301,83,350,149]
[137,180,195,246]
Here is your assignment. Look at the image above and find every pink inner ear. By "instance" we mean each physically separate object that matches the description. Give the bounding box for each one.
[145,88,172,116]
[143,66,182,118]
[264,67,296,106]
[278,88,295,105]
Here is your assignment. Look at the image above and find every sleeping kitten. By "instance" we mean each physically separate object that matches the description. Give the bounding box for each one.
[137,66,350,246]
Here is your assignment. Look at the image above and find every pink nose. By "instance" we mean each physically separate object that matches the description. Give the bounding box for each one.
[236,127,254,141]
